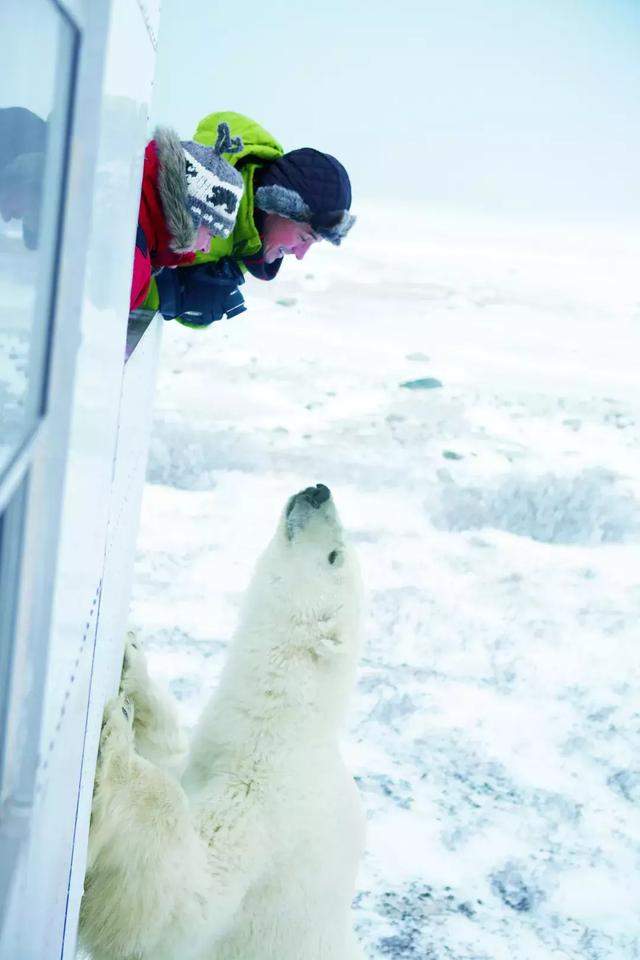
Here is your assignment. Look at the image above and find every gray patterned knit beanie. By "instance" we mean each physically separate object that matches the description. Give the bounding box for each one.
[181,122,244,238]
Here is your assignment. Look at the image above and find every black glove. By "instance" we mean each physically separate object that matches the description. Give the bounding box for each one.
[155,257,246,327]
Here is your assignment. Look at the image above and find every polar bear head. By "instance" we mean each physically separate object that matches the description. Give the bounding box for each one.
[241,484,362,665]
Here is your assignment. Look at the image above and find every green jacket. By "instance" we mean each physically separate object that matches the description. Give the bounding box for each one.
[142,112,283,312]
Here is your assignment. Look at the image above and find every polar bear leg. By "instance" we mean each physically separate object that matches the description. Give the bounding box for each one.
[120,632,187,773]
[80,696,215,960]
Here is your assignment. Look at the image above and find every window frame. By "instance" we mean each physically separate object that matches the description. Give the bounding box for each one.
[0,0,81,925]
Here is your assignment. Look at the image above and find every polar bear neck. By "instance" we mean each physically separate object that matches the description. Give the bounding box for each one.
[184,610,360,790]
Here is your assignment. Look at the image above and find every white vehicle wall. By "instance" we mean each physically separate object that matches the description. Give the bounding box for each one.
[0,1,161,956]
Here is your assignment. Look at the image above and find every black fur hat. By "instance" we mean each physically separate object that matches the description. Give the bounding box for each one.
[254,148,355,245]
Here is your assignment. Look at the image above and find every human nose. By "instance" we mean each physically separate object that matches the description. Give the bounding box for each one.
[294,239,314,260]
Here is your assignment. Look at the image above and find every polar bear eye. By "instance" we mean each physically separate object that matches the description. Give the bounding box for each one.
[328,550,339,565]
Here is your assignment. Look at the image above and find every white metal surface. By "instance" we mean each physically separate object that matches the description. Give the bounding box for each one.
[62,313,163,958]
[0,0,161,956]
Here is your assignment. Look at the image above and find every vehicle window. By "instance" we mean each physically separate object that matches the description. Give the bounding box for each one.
[0,1,75,478]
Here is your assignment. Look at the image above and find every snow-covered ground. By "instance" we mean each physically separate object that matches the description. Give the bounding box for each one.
[130,206,640,960]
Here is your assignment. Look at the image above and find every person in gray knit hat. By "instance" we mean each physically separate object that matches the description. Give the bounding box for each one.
[180,122,244,240]
[131,121,245,309]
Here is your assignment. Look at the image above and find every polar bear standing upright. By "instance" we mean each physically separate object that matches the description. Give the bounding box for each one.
[79,484,366,960]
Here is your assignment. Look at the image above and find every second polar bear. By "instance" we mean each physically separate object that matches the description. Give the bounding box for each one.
[79,483,366,960]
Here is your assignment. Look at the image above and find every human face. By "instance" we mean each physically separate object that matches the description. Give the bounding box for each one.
[261,213,319,264]
[192,222,214,253]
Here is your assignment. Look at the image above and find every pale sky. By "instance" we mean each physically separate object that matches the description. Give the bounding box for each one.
[151,0,640,225]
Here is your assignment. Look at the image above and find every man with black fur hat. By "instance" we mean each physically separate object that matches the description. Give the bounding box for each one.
[141,112,355,328]
[254,146,354,263]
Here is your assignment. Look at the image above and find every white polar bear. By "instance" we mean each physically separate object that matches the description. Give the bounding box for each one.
[79,484,366,960]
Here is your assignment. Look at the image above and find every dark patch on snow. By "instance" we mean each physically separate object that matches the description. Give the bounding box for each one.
[439,748,523,814]
[406,352,430,362]
[370,691,418,727]
[400,377,443,390]
[378,885,435,957]
[489,863,541,912]
[378,932,436,958]
[356,772,414,810]
[433,468,640,544]
[457,901,476,917]
[607,769,640,804]
[442,450,464,460]
[356,882,482,958]
[576,926,619,960]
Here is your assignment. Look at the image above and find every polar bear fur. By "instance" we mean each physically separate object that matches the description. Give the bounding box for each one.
[79,484,366,960]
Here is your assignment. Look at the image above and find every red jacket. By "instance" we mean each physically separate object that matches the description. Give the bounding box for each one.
[130,140,195,310]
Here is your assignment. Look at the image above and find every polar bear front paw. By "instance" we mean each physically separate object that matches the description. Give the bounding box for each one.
[118,632,187,771]
[96,695,135,784]
[120,695,134,725]
[121,631,150,694]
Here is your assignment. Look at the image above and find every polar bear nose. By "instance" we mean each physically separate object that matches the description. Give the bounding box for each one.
[300,484,331,508]
[285,485,332,538]
[286,484,331,518]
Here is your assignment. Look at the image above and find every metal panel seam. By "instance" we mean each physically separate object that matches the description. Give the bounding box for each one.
[33,582,102,796]
[135,0,158,50]
[58,577,104,959]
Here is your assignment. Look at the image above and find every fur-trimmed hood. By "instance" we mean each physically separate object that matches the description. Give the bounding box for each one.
[137,132,196,271]
[153,126,197,254]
